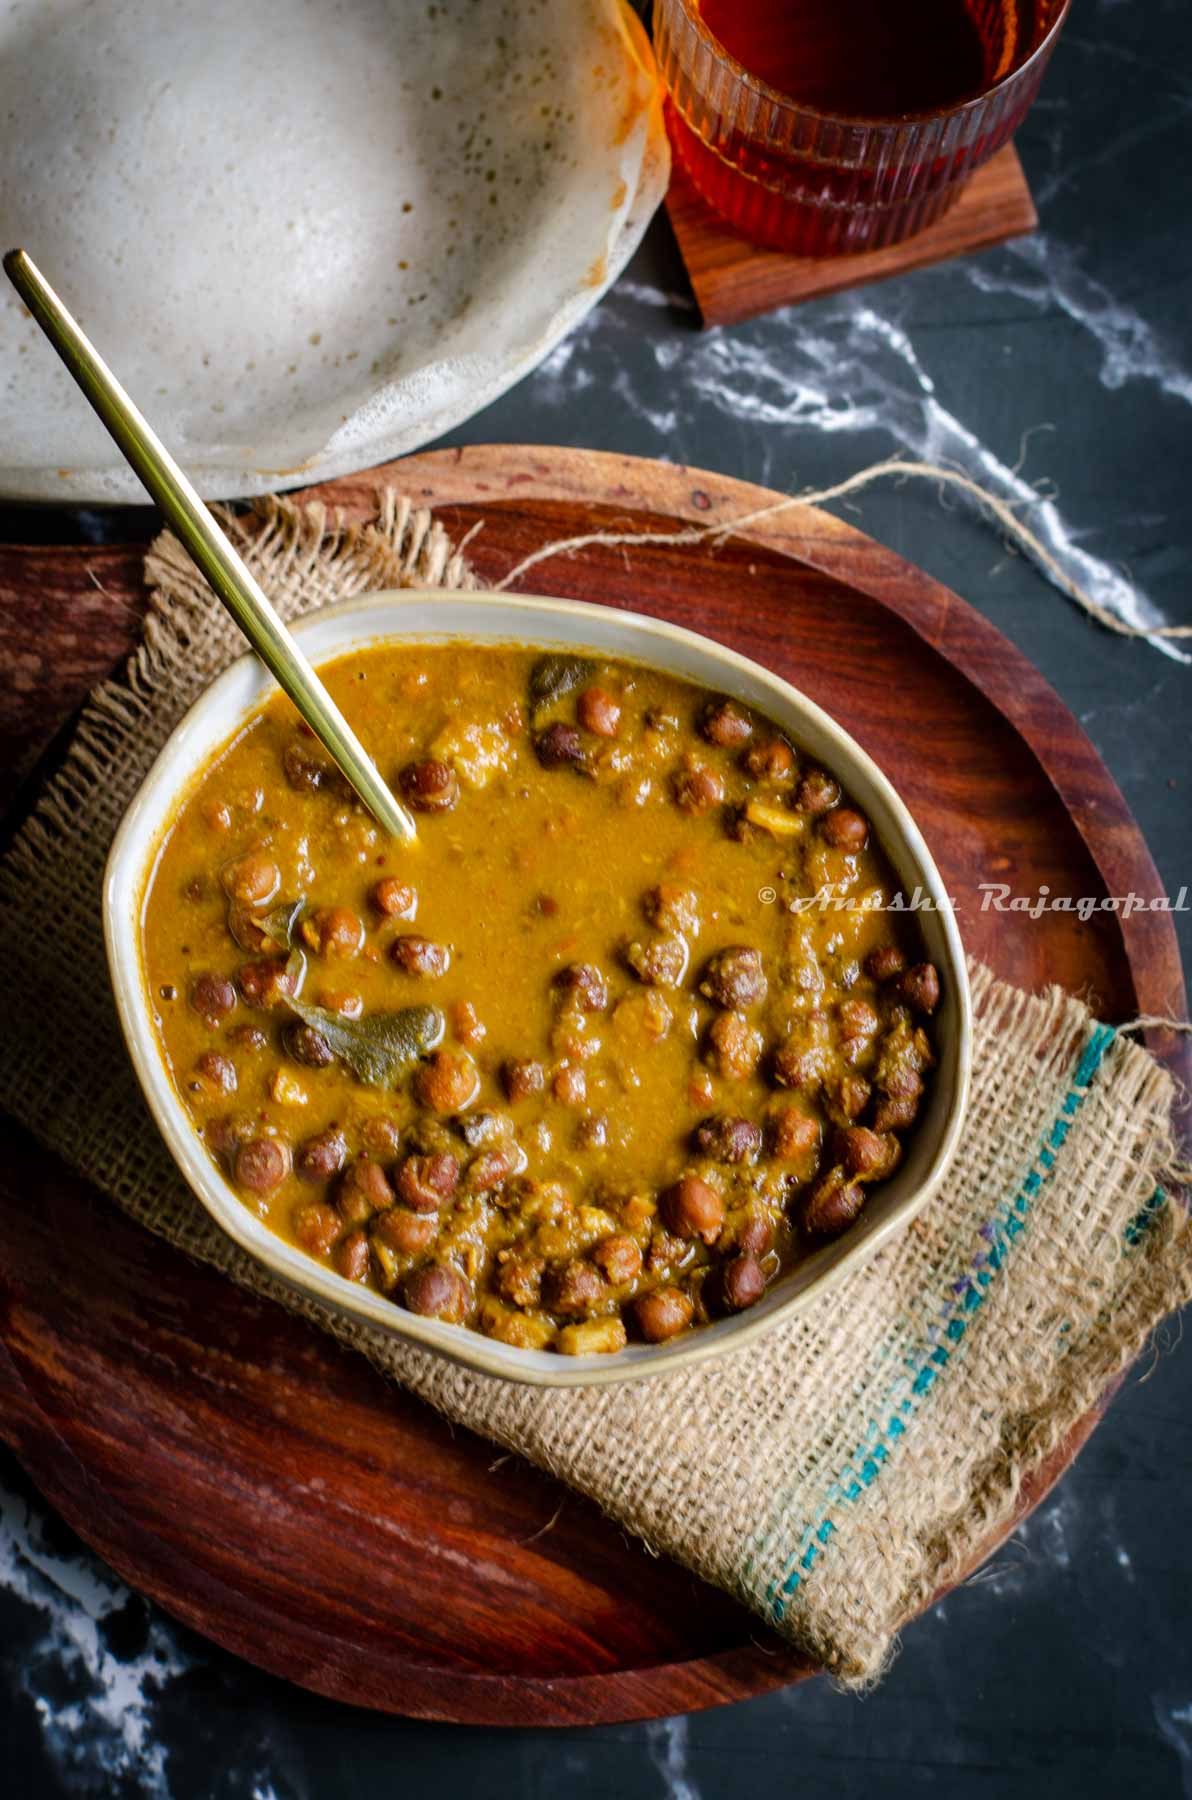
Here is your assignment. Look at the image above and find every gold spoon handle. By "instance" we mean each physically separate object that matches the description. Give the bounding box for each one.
[4,247,417,845]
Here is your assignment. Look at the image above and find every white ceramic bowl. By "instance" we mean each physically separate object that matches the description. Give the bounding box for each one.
[105,591,971,1387]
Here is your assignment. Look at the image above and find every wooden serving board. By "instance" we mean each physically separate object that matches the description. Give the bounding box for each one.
[0,446,1186,1727]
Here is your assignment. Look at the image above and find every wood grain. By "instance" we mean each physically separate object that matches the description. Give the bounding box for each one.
[0,445,1185,1725]
[0,541,146,809]
[666,143,1038,327]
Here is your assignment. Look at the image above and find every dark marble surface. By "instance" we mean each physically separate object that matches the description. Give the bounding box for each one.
[2,0,1190,1793]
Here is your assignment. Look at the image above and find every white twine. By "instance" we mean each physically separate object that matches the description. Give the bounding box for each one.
[493,457,1190,646]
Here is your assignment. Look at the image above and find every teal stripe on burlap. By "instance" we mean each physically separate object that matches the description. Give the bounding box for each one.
[749,1021,1129,1623]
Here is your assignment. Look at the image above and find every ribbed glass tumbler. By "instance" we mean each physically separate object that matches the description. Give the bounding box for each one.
[655,0,1070,256]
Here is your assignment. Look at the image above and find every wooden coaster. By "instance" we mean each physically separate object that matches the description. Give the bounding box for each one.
[666,142,1037,328]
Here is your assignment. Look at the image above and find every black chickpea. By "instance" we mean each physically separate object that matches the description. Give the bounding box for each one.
[284,737,340,793]
[502,1058,545,1102]
[722,1253,767,1311]
[796,768,840,814]
[821,807,869,850]
[802,1172,866,1241]
[195,1050,237,1094]
[698,697,753,747]
[738,1215,775,1257]
[699,946,767,1009]
[371,876,418,918]
[661,1174,724,1244]
[190,972,236,1025]
[672,759,725,813]
[897,962,941,1014]
[398,758,459,812]
[624,935,688,988]
[414,1052,480,1115]
[395,1151,460,1213]
[295,1127,349,1183]
[553,963,608,1011]
[404,1265,469,1322]
[337,1158,394,1220]
[238,959,299,1008]
[692,1115,762,1164]
[377,1208,439,1256]
[534,723,584,768]
[743,737,795,781]
[837,1126,889,1178]
[634,1288,693,1342]
[292,1201,341,1255]
[221,851,280,908]
[285,1021,335,1068]
[303,906,364,958]
[391,935,451,977]
[336,1230,371,1282]
[234,1137,289,1194]
[578,686,621,736]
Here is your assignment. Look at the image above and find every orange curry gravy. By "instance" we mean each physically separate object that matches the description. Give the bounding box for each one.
[141,643,940,1356]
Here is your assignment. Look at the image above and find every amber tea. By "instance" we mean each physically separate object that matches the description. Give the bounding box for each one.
[699,0,1007,118]
[656,0,1069,255]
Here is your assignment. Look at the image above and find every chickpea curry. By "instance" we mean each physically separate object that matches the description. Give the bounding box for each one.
[141,643,941,1357]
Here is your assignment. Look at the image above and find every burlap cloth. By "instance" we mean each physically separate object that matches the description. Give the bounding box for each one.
[2,492,1189,1686]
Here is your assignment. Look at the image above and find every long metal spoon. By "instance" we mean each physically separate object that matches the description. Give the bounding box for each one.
[4,248,417,845]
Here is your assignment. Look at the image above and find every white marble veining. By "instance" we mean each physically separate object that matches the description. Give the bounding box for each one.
[968,236,1192,408]
[960,1487,1083,1603]
[0,1481,190,1795]
[646,1717,703,1800]
[1154,1698,1192,1795]
[537,238,1187,660]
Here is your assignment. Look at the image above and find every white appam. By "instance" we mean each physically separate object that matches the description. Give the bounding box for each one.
[0,0,667,500]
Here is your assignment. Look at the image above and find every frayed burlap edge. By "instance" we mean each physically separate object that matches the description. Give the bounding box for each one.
[5,493,475,901]
[0,488,1189,1690]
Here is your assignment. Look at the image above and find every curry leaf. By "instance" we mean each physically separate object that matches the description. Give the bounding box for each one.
[260,899,305,950]
[528,653,596,717]
[288,994,444,1088]
[227,898,304,956]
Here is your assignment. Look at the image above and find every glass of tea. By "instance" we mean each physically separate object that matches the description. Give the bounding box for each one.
[655,0,1071,256]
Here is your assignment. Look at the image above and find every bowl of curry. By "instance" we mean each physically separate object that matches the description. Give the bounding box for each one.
[105,591,971,1386]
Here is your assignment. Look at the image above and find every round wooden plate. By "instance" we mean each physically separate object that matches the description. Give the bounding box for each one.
[0,447,1186,1726]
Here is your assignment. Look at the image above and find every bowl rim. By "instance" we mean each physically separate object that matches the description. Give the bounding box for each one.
[104,588,972,1388]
